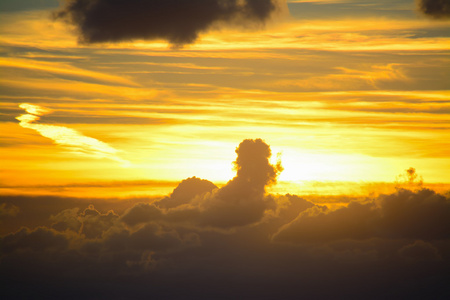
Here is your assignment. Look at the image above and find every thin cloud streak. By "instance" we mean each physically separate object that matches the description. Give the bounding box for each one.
[16,103,130,166]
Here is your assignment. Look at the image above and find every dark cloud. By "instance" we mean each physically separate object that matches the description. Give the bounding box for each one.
[273,188,450,242]
[155,176,217,209]
[79,205,119,239]
[399,240,442,261]
[1,139,450,299]
[0,203,19,217]
[0,194,157,235]
[1,227,69,254]
[54,0,284,46]
[418,0,450,19]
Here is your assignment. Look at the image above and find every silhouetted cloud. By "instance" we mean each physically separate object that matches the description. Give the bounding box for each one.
[399,240,442,261]
[155,177,217,209]
[54,0,285,46]
[1,139,450,299]
[418,0,450,19]
[273,188,450,242]
[0,203,19,217]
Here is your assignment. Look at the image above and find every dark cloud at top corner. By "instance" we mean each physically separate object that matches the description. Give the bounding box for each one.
[418,0,450,19]
[53,0,286,46]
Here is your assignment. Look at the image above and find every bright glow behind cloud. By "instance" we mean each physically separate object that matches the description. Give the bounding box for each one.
[16,103,130,167]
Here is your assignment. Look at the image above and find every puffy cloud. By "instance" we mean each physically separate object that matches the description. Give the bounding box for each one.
[378,188,450,239]
[273,188,450,242]
[155,176,217,209]
[54,0,285,46]
[49,205,120,239]
[79,205,119,239]
[1,227,70,254]
[120,202,163,226]
[0,203,19,217]
[399,240,442,261]
[0,194,152,235]
[418,0,450,19]
[273,201,378,242]
[50,207,82,232]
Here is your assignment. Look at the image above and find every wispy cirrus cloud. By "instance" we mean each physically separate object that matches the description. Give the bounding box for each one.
[16,103,130,166]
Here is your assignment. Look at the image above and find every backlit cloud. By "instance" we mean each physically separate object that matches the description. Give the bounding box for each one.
[16,103,130,166]
[121,138,282,228]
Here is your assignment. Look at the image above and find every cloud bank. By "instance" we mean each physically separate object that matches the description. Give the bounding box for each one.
[54,0,285,46]
[16,103,129,166]
[1,139,449,299]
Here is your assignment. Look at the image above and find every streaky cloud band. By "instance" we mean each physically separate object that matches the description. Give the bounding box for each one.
[16,103,130,166]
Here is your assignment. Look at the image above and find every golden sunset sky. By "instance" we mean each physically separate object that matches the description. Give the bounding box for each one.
[1,1,450,299]
[0,0,449,197]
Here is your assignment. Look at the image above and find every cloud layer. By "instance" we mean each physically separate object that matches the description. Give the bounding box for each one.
[54,0,284,45]
[1,139,449,299]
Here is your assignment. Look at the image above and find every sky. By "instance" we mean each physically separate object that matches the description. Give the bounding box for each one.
[0,0,449,197]
[1,0,450,299]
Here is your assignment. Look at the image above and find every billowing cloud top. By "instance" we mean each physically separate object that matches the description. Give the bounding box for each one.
[54,0,284,45]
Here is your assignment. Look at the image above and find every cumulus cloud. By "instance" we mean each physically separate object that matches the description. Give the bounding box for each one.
[0,203,20,217]
[1,227,70,254]
[418,0,450,19]
[155,176,217,209]
[54,0,286,46]
[1,139,450,299]
[121,138,282,229]
[16,103,130,166]
[273,188,450,242]
[399,240,442,261]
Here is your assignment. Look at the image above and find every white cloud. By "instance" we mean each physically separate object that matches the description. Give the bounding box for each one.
[16,103,130,166]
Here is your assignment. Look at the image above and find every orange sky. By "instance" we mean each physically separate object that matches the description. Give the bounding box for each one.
[1,1,450,299]
[0,0,449,197]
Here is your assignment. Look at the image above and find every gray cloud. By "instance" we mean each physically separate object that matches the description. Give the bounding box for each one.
[399,240,442,261]
[418,0,450,19]
[54,0,284,46]
[155,176,217,210]
[273,188,450,243]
